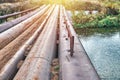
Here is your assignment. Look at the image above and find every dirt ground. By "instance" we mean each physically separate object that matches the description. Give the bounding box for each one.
[51,58,59,80]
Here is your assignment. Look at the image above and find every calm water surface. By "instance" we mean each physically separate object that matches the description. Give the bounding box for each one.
[76,28,120,80]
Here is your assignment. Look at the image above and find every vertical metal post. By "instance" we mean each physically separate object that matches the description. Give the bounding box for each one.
[70,36,74,56]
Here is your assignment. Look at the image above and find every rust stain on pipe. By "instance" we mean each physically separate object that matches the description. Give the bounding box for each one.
[0,5,50,49]
[0,5,55,80]
[14,5,59,80]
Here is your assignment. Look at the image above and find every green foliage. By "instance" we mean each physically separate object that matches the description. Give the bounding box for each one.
[73,13,120,28]
[98,16,119,27]
[71,0,120,28]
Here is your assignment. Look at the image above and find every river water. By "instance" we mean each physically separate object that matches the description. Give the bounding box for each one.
[76,27,120,80]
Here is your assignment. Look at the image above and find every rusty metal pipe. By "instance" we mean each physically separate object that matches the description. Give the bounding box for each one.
[14,5,59,80]
[0,5,50,49]
[0,6,39,20]
[59,6,100,80]
[0,5,46,33]
[0,6,54,80]
[0,5,54,70]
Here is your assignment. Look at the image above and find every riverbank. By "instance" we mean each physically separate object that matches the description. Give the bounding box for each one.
[75,27,120,36]
[73,13,120,28]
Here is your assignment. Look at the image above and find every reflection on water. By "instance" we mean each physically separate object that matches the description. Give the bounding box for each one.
[77,27,120,80]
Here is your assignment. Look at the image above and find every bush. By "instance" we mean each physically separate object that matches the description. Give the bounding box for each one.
[98,16,119,27]
[72,11,98,24]
[73,15,120,28]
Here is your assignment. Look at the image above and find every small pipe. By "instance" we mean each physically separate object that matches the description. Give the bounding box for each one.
[0,6,39,20]
[0,5,46,33]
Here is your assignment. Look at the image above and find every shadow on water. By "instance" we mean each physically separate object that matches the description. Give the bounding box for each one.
[76,27,120,37]
[76,27,120,80]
